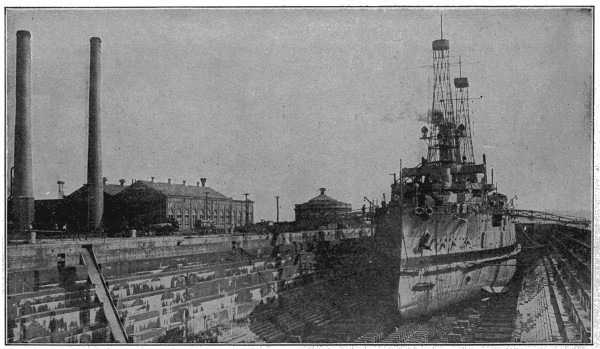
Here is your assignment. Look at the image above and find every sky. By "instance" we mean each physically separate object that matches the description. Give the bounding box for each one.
[5,7,593,222]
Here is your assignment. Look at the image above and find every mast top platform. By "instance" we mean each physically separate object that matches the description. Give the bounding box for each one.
[432,39,449,51]
[454,77,469,88]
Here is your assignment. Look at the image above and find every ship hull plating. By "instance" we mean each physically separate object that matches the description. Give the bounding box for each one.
[376,208,520,317]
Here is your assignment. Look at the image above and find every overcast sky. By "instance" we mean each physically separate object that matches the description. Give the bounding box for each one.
[5,7,592,221]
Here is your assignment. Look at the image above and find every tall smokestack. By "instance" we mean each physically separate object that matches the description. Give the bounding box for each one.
[87,37,103,232]
[11,30,34,231]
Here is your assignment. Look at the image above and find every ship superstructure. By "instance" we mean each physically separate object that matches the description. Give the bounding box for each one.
[375,19,521,317]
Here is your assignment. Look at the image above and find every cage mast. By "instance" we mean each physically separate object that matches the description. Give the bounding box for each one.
[427,15,458,164]
[454,57,475,164]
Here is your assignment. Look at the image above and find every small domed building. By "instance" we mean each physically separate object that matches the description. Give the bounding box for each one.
[294,188,351,224]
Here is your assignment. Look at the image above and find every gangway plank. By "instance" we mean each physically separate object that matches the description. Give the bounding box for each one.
[506,209,590,228]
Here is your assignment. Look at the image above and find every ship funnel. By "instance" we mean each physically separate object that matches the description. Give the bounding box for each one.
[87,37,103,232]
[11,30,35,231]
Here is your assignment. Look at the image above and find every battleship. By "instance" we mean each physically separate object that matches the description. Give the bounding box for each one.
[5,9,592,344]
[374,22,521,317]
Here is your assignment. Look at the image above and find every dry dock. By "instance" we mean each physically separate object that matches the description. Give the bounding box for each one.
[6,223,590,344]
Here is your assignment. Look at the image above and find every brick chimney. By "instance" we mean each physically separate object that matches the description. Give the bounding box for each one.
[87,37,103,232]
[11,30,35,231]
[119,179,126,186]
[168,178,171,184]
[200,178,207,187]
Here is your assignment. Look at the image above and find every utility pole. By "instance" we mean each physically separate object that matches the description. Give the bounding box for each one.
[230,197,233,234]
[275,196,280,223]
[204,192,208,219]
[243,193,250,225]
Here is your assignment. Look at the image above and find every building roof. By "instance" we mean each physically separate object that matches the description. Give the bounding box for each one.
[104,184,128,196]
[135,180,243,201]
[296,188,350,209]
[66,182,127,201]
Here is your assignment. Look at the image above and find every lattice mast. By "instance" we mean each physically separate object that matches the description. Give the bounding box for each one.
[425,15,458,164]
[454,57,476,164]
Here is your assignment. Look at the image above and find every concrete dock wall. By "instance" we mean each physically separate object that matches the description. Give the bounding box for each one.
[7,228,371,343]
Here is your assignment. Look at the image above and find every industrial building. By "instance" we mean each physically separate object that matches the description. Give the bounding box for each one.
[114,178,253,233]
[31,177,253,234]
[32,178,126,231]
[294,188,351,224]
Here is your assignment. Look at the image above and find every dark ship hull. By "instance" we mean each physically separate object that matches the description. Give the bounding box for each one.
[376,207,519,317]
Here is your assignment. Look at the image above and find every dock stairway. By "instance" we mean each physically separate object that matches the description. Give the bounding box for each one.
[80,245,129,343]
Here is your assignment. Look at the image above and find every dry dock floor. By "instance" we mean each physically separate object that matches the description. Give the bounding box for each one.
[247,241,590,344]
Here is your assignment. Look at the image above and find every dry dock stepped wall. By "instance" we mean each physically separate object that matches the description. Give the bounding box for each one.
[7,229,370,343]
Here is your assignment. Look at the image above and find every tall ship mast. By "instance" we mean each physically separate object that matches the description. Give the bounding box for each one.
[374,17,521,317]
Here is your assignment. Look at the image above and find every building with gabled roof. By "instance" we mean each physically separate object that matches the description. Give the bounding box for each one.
[33,178,128,231]
[66,179,127,201]
[114,177,253,232]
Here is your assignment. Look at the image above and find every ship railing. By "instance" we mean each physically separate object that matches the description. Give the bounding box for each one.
[404,203,480,215]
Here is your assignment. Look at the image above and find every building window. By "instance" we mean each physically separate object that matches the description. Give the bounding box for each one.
[221,211,225,225]
[192,210,197,226]
[239,211,242,225]
[200,209,204,220]
[168,209,174,220]
[226,210,231,225]
[177,209,182,223]
[184,209,190,225]
[213,209,217,223]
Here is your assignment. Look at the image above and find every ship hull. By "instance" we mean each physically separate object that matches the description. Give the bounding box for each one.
[397,248,519,317]
[375,207,520,317]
